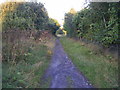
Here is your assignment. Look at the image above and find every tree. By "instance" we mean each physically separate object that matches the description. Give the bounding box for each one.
[64,2,119,47]
[63,8,76,37]
[1,2,49,31]
[47,18,60,36]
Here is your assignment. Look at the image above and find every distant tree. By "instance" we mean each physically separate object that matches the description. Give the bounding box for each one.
[63,8,76,37]
[47,18,60,36]
[72,8,91,38]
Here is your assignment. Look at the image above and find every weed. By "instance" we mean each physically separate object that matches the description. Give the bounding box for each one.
[60,37,118,88]
[2,36,55,88]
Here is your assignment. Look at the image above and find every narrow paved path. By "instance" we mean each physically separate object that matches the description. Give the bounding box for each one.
[44,39,93,88]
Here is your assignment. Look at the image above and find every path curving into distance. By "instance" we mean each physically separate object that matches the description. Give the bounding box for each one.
[44,39,93,88]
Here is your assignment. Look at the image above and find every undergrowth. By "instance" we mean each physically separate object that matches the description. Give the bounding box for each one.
[2,36,55,88]
[60,37,118,88]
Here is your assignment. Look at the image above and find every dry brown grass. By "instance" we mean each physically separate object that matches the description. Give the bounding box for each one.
[33,61,43,68]
[2,29,55,88]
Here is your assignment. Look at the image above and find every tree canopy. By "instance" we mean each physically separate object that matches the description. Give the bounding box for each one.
[63,8,76,37]
[63,2,119,47]
[47,18,60,35]
[1,2,49,31]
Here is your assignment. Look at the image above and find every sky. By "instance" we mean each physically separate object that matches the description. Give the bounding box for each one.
[0,0,87,25]
[37,0,86,25]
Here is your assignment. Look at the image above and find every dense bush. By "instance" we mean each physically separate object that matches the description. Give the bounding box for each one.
[47,18,60,36]
[1,1,58,63]
[63,2,119,47]
[1,2,49,31]
[63,8,76,37]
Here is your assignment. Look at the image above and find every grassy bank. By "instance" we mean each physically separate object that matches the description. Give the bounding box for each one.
[60,37,118,88]
[2,37,55,88]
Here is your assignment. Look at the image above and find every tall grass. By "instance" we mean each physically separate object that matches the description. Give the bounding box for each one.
[2,45,51,88]
[2,30,55,88]
[60,37,118,88]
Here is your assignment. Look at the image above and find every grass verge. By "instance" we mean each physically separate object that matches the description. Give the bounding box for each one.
[2,37,55,88]
[60,37,118,88]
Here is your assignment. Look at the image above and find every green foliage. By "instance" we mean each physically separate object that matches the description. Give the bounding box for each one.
[60,37,118,88]
[2,1,54,88]
[2,44,51,88]
[63,8,76,37]
[56,28,64,35]
[47,18,60,35]
[72,8,91,38]
[2,2,49,31]
[64,2,118,47]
